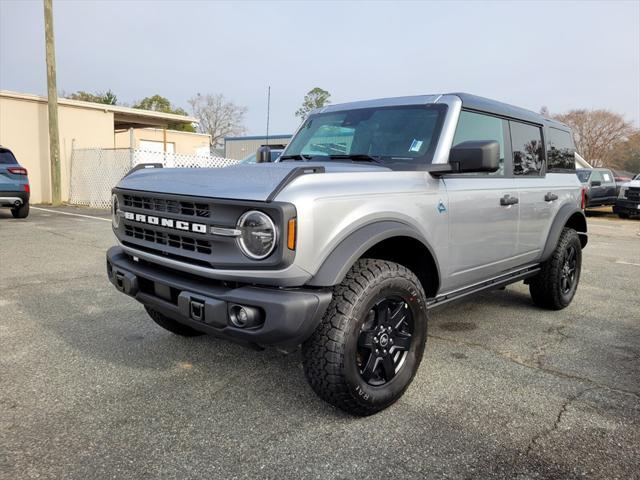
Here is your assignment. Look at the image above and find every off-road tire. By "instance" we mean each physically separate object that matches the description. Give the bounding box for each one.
[529,227,582,310]
[302,259,428,416]
[145,306,205,337]
[11,202,29,219]
[618,213,629,219]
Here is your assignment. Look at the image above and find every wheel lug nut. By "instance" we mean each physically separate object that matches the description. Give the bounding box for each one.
[374,337,378,344]
[383,349,387,355]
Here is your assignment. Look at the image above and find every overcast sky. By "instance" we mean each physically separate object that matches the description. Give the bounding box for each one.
[1,0,639,135]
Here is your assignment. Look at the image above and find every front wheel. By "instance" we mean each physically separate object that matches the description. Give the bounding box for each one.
[529,227,582,310]
[302,259,428,416]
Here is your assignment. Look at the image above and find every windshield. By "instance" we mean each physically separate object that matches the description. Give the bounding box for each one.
[635,174,640,180]
[283,105,447,170]
[576,170,591,183]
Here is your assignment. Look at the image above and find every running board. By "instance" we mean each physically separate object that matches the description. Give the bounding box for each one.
[427,265,541,310]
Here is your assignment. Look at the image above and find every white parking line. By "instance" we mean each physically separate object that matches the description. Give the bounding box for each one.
[615,260,640,267]
[31,206,111,222]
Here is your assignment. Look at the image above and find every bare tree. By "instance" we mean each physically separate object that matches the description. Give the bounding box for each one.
[188,93,247,149]
[553,109,634,168]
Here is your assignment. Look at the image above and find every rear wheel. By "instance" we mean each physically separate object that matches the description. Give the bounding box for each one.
[11,202,29,219]
[302,259,428,416]
[529,228,582,310]
[618,212,629,219]
[145,306,205,337]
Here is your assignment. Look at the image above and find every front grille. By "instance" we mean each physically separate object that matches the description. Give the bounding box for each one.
[625,187,640,201]
[122,194,210,218]
[124,225,212,254]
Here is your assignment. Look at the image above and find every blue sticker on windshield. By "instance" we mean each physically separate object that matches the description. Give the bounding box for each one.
[409,139,423,152]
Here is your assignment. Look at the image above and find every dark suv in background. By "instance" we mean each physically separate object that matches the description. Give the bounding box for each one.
[0,146,30,219]
[577,168,617,208]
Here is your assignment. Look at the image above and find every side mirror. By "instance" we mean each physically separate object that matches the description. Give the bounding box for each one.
[449,140,500,173]
[256,146,271,163]
[590,180,601,187]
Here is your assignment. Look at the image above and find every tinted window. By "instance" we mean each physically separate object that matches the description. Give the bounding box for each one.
[0,149,18,165]
[452,111,505,175]
[510,122,543,176]
[546,127,575,172]
[590,170,602,182]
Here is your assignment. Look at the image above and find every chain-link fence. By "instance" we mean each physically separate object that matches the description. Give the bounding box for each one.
[69,148,240,208]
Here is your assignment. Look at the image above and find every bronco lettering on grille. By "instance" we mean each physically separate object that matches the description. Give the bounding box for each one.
[123,211,207,234]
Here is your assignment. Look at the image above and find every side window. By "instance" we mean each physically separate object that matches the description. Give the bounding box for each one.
[510,121,544,176]
[452,111,505,175]
[546,127,576,172]
[590,170,603,183]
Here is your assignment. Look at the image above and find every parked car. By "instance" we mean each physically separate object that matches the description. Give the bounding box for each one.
[576,168,617,208]
[611,169,635,196]
[0,146,30,218]
[613,173,640,218]
[239,146,284,164]
[107,93,587,415]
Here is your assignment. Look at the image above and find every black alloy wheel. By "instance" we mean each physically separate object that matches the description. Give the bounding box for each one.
[357,297,414,386]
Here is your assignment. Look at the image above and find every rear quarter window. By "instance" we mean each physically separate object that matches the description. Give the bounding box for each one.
[0,149,18,164]
[546,128,575,172]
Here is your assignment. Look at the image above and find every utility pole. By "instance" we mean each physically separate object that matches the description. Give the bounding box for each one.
[44,0,61,206]
[265,86,271,146]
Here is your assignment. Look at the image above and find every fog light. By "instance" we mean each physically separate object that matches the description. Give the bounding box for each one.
[229,304,264,328]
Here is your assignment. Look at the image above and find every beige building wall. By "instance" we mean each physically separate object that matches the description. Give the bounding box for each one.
[0,94,114,204]
[114,128,211,154]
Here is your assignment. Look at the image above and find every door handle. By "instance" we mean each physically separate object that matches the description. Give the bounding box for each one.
[544,192,558,202]
[500,194,519,206]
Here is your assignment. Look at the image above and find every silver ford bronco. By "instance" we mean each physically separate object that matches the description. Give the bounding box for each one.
[107,93,587,415]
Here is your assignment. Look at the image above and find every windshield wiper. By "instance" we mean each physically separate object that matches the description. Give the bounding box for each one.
[279,153,311,161]
[328,154,385,166]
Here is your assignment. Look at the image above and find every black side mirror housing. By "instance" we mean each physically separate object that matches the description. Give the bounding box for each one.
[449,140,500,173]
[256,146,271,163]
[590,180,601,187]
[427,140,500,176]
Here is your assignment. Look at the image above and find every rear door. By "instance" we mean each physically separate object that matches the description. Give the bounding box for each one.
[510,120,553,263]
[0,148,21,192]
[442,110,520,290]
[588,170,605,205]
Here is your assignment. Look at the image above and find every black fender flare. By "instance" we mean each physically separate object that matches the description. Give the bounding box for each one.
[541,204,588,262]
[306,220,440,288]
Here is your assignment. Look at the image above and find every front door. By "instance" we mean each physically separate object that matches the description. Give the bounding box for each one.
[441,110,519,292]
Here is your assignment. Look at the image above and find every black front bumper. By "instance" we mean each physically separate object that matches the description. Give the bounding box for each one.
[613,199,640,216]
[106,247,332,347]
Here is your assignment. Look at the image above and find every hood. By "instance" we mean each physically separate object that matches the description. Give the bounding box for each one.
[116,161,390,202]
[621,179,640,188]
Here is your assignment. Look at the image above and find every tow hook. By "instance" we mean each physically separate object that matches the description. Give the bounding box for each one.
[190,299,205,322]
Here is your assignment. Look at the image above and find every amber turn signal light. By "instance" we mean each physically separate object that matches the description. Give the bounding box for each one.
[287,218,297,250]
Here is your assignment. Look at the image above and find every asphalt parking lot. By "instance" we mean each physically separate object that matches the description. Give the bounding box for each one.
[1,206,639,480]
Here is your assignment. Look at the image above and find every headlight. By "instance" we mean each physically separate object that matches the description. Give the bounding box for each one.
[236,210,277,259]
[111,194,120,228]
[618,187,627,199]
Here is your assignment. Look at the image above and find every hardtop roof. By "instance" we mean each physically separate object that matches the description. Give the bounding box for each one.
[317,92,570,131]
